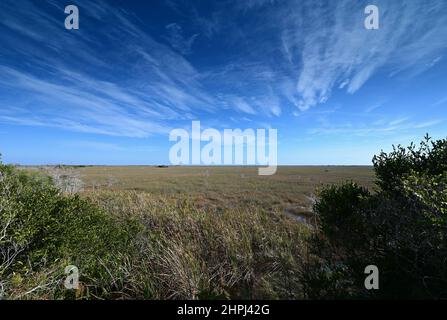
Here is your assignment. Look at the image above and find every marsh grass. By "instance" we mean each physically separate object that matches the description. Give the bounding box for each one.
[79,166,374,216]
[86,190,311,299]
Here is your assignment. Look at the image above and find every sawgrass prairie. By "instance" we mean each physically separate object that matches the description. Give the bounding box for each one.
[78,165,375,217]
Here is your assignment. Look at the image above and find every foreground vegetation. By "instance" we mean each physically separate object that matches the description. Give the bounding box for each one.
[1,135,446,299]
[307,135,447,299]
[1,159,309,299]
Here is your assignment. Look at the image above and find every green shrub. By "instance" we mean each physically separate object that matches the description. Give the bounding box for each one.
[373,134,447,192]
[314,182,370,247]
[307,136,447,299]
[0,158,138,299]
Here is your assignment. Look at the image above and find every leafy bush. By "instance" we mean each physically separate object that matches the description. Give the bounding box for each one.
[307,136,447,299]
[0,157,138,299]
[373,134,447,192]
[314,182,370,247]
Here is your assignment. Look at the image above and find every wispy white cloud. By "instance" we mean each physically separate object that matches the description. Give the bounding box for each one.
[230,97,257,115]
[190,0,447,116]
[365,100,386,113]
[388,117,409,126]
[238,0,277,11]
[279,0,447,110]
[433,96,447,107]
[309,116,443,136]
[165,23,198,54]
[0,0,221,136]
[0,66,169,137]
[413,119,443,129]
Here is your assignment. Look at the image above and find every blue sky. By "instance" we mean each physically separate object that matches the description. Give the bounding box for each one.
[0,0,446,165]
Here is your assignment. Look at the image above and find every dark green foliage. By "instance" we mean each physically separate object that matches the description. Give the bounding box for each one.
[307,136,447,299]
[315,182,370,247]
[0,158,139,299]
[373,134,447,192]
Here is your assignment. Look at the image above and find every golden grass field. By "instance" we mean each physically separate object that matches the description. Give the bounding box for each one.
[78,165,375,219]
